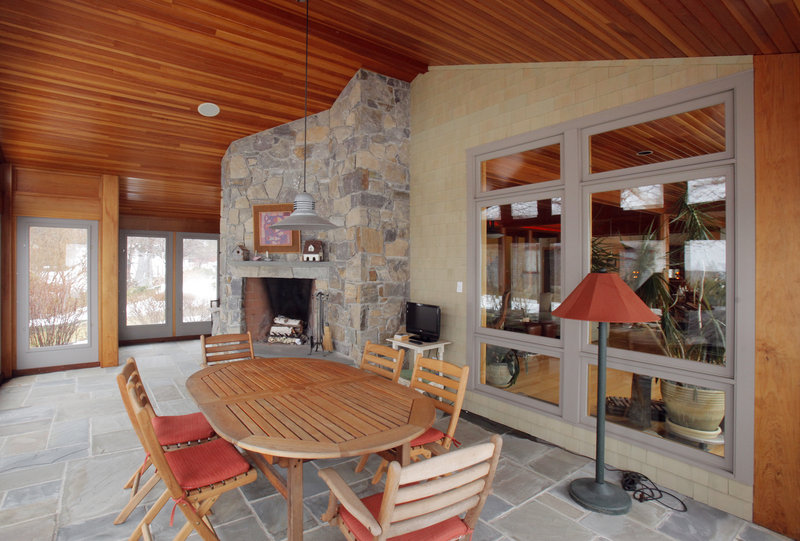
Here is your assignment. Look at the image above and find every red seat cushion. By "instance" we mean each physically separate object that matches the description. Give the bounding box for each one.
[151,412,215,446]
[410,427,445,447]
[164,438,251,491]
[340,492,470,541]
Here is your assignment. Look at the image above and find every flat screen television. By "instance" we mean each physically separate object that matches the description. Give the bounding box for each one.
[405,302,441,342]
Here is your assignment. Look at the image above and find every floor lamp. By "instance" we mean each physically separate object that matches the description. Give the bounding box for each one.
[553,271,658,515]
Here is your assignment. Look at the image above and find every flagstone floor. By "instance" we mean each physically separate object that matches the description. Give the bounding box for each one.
[0,340,789,541]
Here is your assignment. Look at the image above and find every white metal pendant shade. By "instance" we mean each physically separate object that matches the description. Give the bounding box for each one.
[270,192,335,231]
[270,0,336,233]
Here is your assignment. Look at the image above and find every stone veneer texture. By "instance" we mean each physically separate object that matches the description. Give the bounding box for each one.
[409,57,754,519]
[219,69,410,357]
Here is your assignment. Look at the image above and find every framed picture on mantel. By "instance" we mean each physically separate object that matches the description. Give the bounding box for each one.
[253,204,300,253]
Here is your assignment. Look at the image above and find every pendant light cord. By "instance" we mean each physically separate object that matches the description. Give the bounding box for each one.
[302,0,309,194]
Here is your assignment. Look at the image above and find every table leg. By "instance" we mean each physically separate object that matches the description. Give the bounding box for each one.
[286,458,304,541]
[437,345,444,359]
[399,442,411,466]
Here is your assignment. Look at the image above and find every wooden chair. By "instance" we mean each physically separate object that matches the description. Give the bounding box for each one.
[368,354,470,484]
[200,331,255,365]
[359,340,405,383]
[126,378,257,541]
[114,358,216,525]
[320,434,502,541]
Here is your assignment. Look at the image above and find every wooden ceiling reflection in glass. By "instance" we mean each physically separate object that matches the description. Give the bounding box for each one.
[481,143,561,191]
[589,104,726,174]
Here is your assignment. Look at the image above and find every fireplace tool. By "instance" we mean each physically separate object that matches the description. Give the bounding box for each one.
[310,290,329,354]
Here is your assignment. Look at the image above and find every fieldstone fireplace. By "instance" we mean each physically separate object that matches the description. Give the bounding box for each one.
[218,70,410,357]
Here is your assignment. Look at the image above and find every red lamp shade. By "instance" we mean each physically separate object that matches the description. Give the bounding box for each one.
[553,272,659,323]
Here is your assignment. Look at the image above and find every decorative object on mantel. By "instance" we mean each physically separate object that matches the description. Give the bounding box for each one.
[302,240,323,262]
[253,203,300,252]
[552,270,658,515]
[270,0,336,233]
[250,250,270,261]
[232,244,250,261]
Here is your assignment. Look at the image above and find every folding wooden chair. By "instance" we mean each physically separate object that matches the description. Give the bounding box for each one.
[200,331,255,365]
[114,358,216,525]
[353,342,406,473]
[126,379,257,541]
[368,354,469,484]
[358,340,405,383]
[320,434,502,541]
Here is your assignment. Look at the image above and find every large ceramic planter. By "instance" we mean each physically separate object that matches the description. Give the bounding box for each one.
[660,379,725,434]
[486,362,513,387]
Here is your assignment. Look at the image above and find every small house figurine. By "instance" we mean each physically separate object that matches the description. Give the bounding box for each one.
[232,244,250,261]
[302,240,323,262]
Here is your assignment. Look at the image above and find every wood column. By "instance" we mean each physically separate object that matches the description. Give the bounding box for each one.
[100,175,119,367]
[1,165,15,380]
[753,53,800,539]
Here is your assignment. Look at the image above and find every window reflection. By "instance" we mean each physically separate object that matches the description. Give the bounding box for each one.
[587,365,725,457]
[590,104,726,174]
[591,177,727,366]
[482,343,559,406]
[481,198,562,338]
[481,144,560,191]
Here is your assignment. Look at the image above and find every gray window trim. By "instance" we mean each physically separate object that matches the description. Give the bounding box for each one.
[466,71,755,482]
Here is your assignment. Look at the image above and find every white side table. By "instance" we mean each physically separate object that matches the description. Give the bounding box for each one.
[386,338,451,361]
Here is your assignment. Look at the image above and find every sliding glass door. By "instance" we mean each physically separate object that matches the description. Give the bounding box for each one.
[175,233,218,336]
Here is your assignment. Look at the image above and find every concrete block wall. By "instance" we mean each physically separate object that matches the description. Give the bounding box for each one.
[408,57,754,519]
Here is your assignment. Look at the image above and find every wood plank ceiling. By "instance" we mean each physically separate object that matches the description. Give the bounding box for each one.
[1,0,799,225]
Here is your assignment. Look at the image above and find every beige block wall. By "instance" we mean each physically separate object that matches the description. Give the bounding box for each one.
[408,57,753,519]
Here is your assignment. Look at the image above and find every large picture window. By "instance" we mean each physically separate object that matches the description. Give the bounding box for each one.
[467,73,754,479]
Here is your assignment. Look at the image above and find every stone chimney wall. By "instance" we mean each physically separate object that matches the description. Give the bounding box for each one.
[219,70,410,357]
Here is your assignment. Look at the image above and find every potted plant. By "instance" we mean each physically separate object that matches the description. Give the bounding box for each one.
[485,344,520,388]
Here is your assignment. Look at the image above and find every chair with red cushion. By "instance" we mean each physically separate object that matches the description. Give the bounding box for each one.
[369,354,469,484]
[126,378,257,541]
[320,434,502,541]
[114,358,217,525]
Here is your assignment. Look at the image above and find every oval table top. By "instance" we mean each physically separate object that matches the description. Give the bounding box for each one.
[186,357,435,460]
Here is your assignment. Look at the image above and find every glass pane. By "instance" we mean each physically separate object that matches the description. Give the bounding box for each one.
[480,198,561,338]
[591,176,727,366]
[182,238,218,323]
[590,104,725,174]
[587,365,725,457]
[126,236,167,326]
[28,227,88,348]
[481,143,560,191]
[481,343,559,406]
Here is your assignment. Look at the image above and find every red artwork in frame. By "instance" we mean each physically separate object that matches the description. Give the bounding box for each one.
[252,204,300,253]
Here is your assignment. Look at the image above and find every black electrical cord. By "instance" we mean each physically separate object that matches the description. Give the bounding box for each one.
[609,467,688,512]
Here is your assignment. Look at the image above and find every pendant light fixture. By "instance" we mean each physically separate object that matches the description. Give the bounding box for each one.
[271,0,336,232]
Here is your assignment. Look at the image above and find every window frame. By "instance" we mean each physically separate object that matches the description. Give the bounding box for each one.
[466,71,755,481]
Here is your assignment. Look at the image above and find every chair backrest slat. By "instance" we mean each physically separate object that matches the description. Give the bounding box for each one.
[201,331,255,365]
[409,354,469,448]
[359,341,404,383]
[376,435,502,540]
[395,462,490,504]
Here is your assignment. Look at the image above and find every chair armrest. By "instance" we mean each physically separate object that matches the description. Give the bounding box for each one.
[423,442,449,456]
[318,467,382,536]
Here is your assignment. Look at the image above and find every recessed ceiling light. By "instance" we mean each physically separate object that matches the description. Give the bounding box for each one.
[636,149,654,156]
[197,102,220,117]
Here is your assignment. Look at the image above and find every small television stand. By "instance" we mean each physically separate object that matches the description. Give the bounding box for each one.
[386,338,451,361]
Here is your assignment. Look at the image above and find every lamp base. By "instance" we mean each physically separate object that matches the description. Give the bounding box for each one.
[568,478,631,515]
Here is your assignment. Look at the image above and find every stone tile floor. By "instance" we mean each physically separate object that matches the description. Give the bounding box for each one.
[0,340,789,541]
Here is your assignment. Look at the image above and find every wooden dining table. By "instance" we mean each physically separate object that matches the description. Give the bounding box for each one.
[186,357,436,541]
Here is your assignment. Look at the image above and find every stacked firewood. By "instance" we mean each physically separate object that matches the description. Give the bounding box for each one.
[268,316,305,344]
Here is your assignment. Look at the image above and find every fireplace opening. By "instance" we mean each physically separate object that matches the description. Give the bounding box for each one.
[244,278,314,343]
